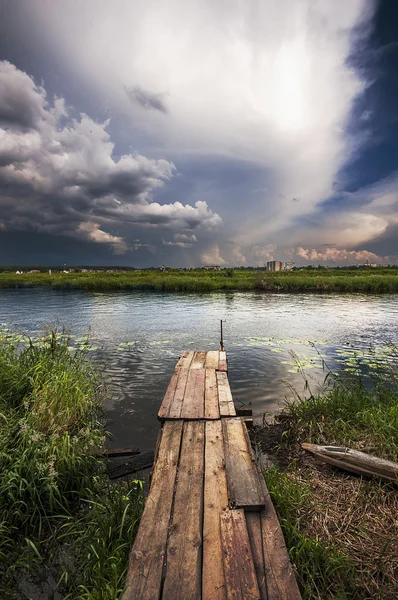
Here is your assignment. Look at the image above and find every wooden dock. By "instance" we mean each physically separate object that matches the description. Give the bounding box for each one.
[123,350,301,600]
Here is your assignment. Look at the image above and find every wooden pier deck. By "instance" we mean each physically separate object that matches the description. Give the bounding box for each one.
[123,350,301,600]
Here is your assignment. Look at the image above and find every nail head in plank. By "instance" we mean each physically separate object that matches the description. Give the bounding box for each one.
[220,509,261,600]
[167,367,190,419]
[191,350,207,369]
[206,350,220,369]
[246,512,267,600]
[162,421,205,600]
[217,371,236,417]
[260,492,302,600]
[176,350,195,369]
[158,368,179,419]
[222,418,267,510]
[122,421,183,600]
[203,420,229,600]
[205,368,220,419]
[219,350,228,372]
[180,368,205,419]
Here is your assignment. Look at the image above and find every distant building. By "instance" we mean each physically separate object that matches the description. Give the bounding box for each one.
[266,261,294,272]
[203,265,221,271]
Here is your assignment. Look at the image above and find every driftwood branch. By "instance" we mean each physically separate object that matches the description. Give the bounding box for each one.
[302,443,398,483]
[101,447,140,458]
[108,450,155,479]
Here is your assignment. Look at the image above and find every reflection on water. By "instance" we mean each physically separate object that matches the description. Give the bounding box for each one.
[1,289,397,452]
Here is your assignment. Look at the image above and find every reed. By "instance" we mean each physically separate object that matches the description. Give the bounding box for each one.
[0,329,144,599]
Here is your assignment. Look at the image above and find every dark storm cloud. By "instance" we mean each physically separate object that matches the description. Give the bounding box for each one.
[0,62,221,254]
[125,85,168,113]
[0,61,47,130]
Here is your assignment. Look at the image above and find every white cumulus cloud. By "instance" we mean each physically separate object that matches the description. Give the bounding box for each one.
[201,245,226,266]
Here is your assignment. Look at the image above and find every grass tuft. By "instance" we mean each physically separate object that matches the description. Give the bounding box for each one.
[0,329,143,599]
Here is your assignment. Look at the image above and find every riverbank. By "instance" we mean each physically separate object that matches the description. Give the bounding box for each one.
[253,367,398,599]
[2,268,398,293]
[0,330,143,600]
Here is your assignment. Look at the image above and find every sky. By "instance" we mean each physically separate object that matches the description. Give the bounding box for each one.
[0,0,398,267]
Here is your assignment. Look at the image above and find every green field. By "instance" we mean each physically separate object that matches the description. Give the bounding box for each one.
[2,268,398,293]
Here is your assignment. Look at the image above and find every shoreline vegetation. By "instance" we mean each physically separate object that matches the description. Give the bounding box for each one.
[2,267,398,293]
[254,362,398,599]
[0,330,144,600]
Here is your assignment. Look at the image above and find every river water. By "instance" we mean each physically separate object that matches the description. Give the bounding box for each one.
[0,289,397,452]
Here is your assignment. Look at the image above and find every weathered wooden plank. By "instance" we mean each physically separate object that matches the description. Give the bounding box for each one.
[236,407,253,417]
[206,350,220,369]
[220,509,260,600]
[222,418,266,510]
[158,368,179,419]
[162,421,205,600]
[167,367,190,419]
[191,350,207,369]
[102,447,140,457]
[176,350,194,369]
[123,421,183,600]
[108,451,154,479]
[217,371,236,417]
[302,443,398,483]
[246,512,267,600]
[203,420,229,600]
[180,368,205,419]
[260,490,302,600]
[219,350,228,371]
[205,368,220,419]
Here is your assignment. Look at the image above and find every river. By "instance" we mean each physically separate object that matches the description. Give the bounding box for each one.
[0,288,397,452]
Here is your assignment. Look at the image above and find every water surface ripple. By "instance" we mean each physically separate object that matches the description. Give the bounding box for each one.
[1,289,397,451]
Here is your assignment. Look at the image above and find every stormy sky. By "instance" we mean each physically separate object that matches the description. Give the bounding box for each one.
[0,0,397,267]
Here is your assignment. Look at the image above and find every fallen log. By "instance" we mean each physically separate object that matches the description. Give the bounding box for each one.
[302,443,398,483]
[108,450,155,479]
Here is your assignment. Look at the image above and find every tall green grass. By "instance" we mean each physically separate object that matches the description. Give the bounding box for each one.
[0,330,143,599]
[284,364,398,461]
[2,268,398,293]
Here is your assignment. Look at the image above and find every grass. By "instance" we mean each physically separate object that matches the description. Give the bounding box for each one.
[0,329,144,599]
[256,357,398,599]
[265,466,358,599]
[2,267,398,293]
[284,355,398,461]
